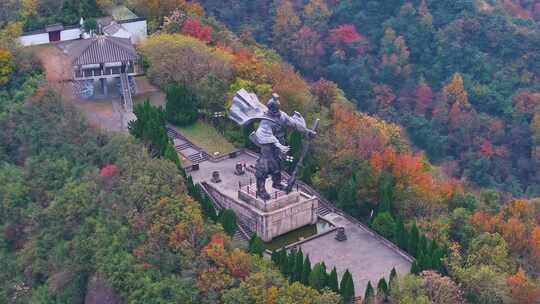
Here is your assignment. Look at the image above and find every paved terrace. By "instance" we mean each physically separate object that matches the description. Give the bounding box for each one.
[187,151,412,295]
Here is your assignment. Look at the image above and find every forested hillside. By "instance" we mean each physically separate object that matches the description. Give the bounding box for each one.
[199,0,540,197]
[0,92,340,303]
[1,0,540,303]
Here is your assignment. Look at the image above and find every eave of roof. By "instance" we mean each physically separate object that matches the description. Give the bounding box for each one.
[72,36,138,66]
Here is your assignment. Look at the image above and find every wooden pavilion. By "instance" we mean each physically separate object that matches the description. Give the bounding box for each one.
[66,35,139,110]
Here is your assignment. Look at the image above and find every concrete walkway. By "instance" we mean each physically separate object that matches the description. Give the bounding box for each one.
[186,150,411,295]
[300,211,411,295]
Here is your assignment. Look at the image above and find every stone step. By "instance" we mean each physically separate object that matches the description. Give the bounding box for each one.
[233,229,248,241]
[176,143,192,150]
[318,205,332,216]
[187,153,208,163]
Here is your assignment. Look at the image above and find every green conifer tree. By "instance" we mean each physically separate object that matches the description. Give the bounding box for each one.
[339,269,354,303]
[419,235,428,256]
[286,249,297,279]
[376,278,388,299]
[337,176,359,217]
[302,255,312,285]
[248,235,264,256]
[411,260,421,274]
[396,218,408,250]
[279,250,288,274]
[164,143,181,168]
[328,267,339,293]
[219,209,237,235]
[288,131,303,170]
[293,249,304,282]
[271,250,279,265]
[165,84,198,126]
[364,281,375,304]
[409,222,420,257]
[309,263,327,290]
[389,267,397,291]
[377,171,394,213]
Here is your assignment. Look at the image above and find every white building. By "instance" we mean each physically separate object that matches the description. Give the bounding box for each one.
[18,6,147,46]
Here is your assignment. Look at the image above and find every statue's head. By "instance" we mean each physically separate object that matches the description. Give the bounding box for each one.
[267,93,281,117]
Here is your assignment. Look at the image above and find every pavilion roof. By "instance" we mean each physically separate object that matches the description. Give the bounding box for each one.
[72,36,138,66]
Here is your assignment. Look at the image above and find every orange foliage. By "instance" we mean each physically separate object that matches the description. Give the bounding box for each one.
[470,211,495,233]
[507,269,540,304]
[530,226,540,261]
[331,103,402,160]
[203,233,227,265]
[266,63,313,112]
[232,48,268,83]
[370,147,437,201]
[507,199,535,224]
[224,248,251,279]
[501,217,528,252]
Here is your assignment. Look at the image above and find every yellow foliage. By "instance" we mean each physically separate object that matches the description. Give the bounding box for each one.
[0,48,14,86]
[21,0,38,18]
[443,73,470,109]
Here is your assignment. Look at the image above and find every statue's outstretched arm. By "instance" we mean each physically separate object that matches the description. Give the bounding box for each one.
[283,112,317,137]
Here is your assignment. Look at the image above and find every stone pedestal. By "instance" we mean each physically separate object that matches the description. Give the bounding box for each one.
[236,186,319,242]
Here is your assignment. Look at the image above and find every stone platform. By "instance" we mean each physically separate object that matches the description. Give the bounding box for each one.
[236,184,318,242]
[188,151,412,295]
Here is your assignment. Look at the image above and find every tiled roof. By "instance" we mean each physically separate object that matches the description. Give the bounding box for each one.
[72,36,138,66]
[46,23,64,32]
[103,22,123,36]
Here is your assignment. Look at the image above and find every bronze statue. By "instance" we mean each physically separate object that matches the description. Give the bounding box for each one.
[229,89,316,200]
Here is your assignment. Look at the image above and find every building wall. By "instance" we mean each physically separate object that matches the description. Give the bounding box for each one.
[120,20,147,43]
[60,28,81,41]
[19,28,81,46]
[19,33,50,46]
[204,182,318,242]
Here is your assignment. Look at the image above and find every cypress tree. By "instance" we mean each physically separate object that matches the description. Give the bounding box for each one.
[389,268,397,291]
[271,250,279,265]
[165,84,198,126]
[293,249,304,282]
[286,249,297,279]
[288,131,303,170]
[364,281,375,304]
[411,260,421,274]
[219,209,237,235]
[321,262,328,287]
[376,278,388,299]
[328,267,339,293]
[302,255,311,285]
[419,235,428,256]
[309,263,327,290]
[396,219,408,250]
[164,143,181,168]
[340,269,354,303]
[279,250,288,275]
[248,235,264,256]
[409,222,420,257]
[337,177,358,217]
[205,196,217,221]
[377,171,394,213]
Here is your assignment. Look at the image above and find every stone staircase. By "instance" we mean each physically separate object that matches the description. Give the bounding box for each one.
[166,127,209,164]
[318,203,333,217]
[119,72,133,113]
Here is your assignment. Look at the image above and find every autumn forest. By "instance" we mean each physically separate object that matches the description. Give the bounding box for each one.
[1,0,540,303]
